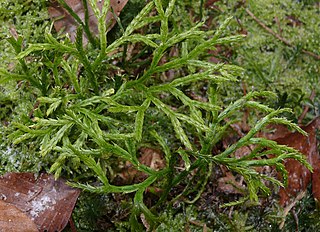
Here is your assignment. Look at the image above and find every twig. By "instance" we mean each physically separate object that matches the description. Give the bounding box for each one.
[28,100,40,118]
[228,206,234,219]
[245,8,320,60]
[140,213,150,231]
[298,89,316,125]
[274,16,282,37]
[292,210,299,232]
[69,217,77,232]
[189,220,208,232]
[279,190,306,229]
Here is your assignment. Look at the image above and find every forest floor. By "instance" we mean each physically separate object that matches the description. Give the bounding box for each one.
[0,0,320,231]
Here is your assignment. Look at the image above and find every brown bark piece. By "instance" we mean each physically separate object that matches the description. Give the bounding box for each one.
[0,173,81,232]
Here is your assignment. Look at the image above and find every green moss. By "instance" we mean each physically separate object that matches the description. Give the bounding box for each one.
[214,0,319,122]
[0,1,50,65]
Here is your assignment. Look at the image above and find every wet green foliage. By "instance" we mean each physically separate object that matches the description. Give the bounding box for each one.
[213,0,320,122]
[0,0,318,230]
[0,0,50,65]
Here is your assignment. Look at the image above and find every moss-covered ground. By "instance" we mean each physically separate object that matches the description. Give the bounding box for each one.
[0,1,319,231]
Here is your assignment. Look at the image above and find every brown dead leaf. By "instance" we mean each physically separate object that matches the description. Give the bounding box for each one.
[258,123,291,141]
[0,200,39,232]
[139,147,166,171]
[0,173,80,232]
[48,0,128,44]
[217,172,245,195]
[227,117,320,207]
[286,15,304,27]
[275,117,320,206]
[205,0,222,11]
[119,148,166,184]
[312,163,320,203]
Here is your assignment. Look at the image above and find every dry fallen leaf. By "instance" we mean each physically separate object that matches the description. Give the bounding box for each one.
[139,147,166,171]
[312,163,320,203]
[0,200,39,232]
[48,0,128,44]
[257,123,291,141]
[119,148,166,183]
[0,173,80,232]
[217,172,245,195]
[274,117,320,206]
[220,117,320,206]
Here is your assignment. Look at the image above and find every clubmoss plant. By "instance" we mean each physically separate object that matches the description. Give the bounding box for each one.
[0,0,312,230]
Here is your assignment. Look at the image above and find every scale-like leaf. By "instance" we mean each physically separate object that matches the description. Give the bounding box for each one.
[40,123,73,156]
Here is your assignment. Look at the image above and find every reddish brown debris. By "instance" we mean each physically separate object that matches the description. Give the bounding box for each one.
[217,171,245,195]
[0,200,39,232]
[275,117,320,206]
[119,148,166,184]
[258,123,291,141]
[217,117,320,207]
[286,15,304,27]
[0,173,81,232]
[48,0,128,44]
[205,0,222,10]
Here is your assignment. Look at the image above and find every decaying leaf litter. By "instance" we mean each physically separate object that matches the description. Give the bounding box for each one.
[48,0,128,45]
[0,173,80,232]
[0,200,39,232]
